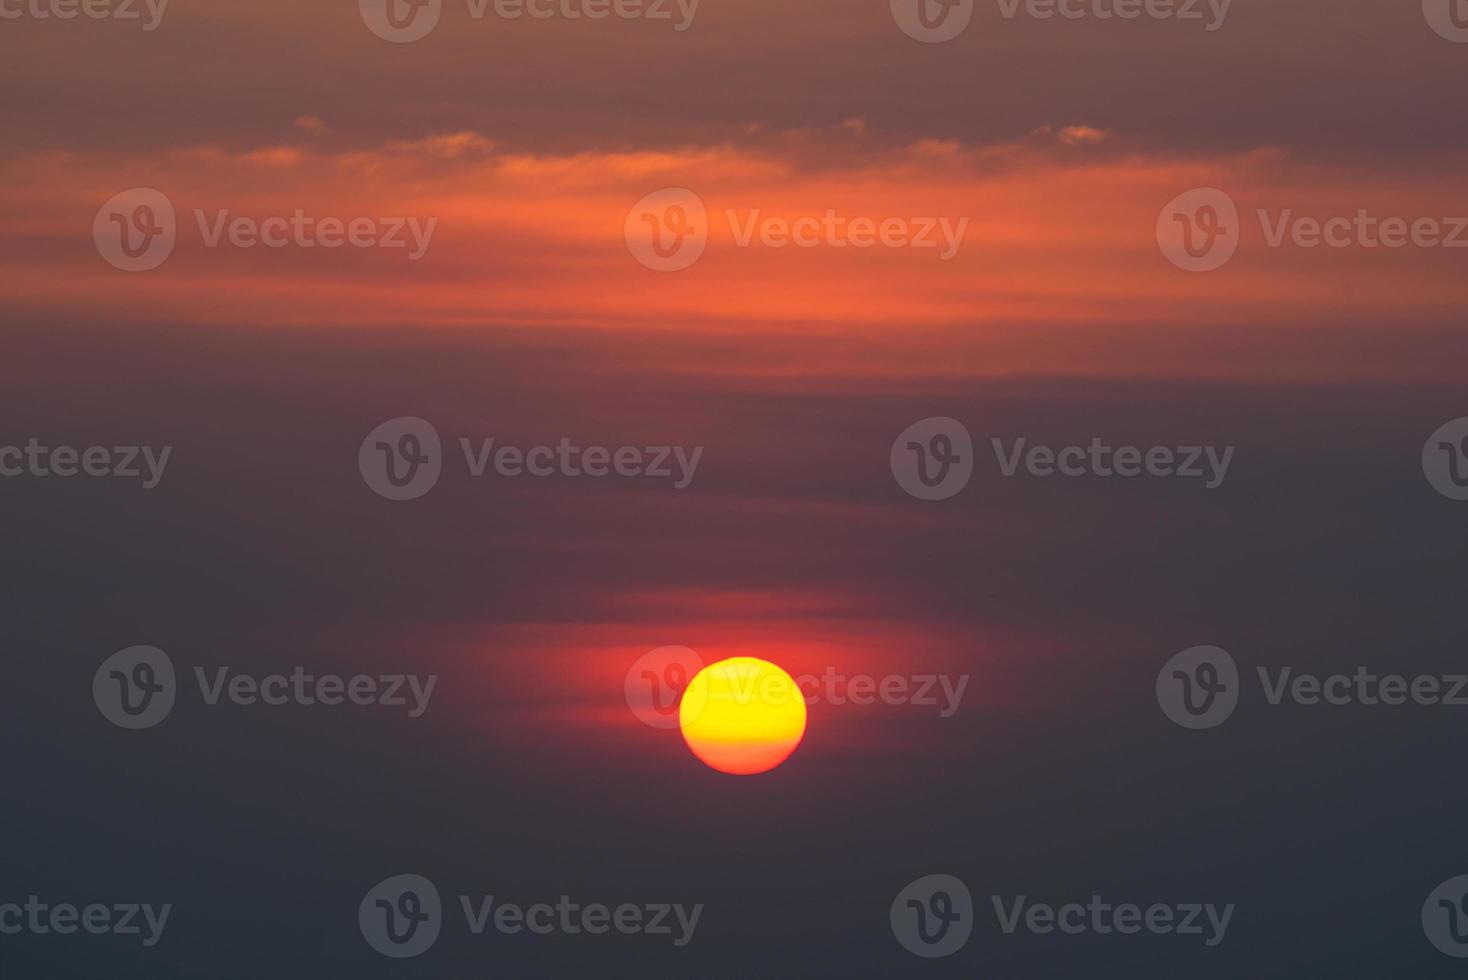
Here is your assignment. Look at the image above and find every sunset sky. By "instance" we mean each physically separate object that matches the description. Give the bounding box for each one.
[2,0,1466,976]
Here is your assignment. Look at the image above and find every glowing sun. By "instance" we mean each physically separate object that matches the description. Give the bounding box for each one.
[679,657,807,775]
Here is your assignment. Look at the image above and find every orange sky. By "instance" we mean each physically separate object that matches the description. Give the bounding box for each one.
[4,0,1466,383]
[3,125,1465,382]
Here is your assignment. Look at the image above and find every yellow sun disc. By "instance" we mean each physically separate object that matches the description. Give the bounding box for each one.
[678,657,807,775]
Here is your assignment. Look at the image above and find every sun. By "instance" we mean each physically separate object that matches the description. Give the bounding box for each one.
[679,657,807,775]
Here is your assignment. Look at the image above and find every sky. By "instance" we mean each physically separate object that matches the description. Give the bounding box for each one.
[2,0,1467,976]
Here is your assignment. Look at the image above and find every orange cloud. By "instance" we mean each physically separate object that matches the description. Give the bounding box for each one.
[1,129,1464,381]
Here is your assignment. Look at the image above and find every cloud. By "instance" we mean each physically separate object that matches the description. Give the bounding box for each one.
[293,114,328,136]
[2,128,1464,371]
